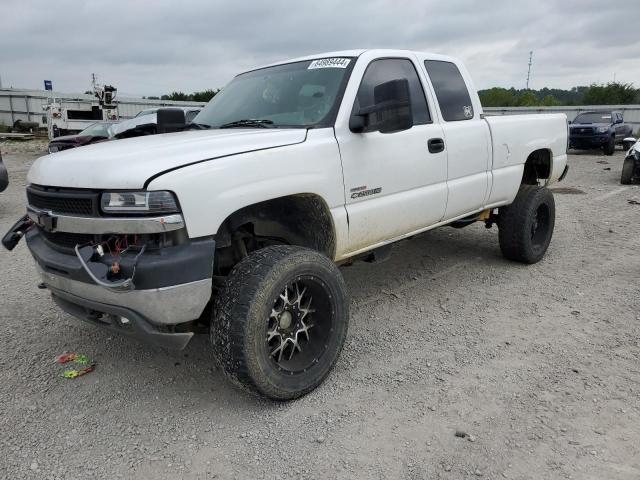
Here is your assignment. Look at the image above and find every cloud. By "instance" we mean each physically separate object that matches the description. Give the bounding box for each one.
[1,0,639,95]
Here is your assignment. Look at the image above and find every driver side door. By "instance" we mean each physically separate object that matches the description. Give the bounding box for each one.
[335,57,448,254]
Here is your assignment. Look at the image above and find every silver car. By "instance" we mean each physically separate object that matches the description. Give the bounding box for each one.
[110,107,201,138]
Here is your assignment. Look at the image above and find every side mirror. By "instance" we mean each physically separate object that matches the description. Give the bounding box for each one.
[615,117,623,124]
[350,78,413,134]
[156,108,186,134]
[568,120,572,124]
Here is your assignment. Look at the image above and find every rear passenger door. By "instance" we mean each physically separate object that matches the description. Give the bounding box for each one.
[423,60,491,220]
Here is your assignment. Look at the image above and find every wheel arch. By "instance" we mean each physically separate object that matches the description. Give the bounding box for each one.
[522,148,552,185]
[214,193,337,269]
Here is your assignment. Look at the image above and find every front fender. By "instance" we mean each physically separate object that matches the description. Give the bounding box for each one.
[146,128,347,241]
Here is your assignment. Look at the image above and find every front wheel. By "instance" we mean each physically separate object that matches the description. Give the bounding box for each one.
[498,186,556,264]
[603,136,615,156]
[621,157,635,184]
[211,245,349,400]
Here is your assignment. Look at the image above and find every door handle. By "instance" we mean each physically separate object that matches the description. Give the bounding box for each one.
[428,138,445,153]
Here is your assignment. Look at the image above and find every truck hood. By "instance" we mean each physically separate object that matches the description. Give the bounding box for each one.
[28,128,307,189]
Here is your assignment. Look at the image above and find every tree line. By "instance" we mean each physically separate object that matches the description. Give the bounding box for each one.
[479,82,640,107]
[144,89,220,103]
[143,82,640,107]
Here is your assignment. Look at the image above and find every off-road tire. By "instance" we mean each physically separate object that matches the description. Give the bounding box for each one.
[498,185,555,264]
[603,136,615,156]
[211,245,349,400]
[621,157,635,185]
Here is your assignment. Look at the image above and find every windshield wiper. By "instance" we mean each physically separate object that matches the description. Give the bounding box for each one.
[219,119,274,129]
[185,122,211,130]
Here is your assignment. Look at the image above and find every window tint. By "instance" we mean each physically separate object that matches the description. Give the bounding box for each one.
[355,59,431,125]
[424,60,474,121]
[185,110,200,123]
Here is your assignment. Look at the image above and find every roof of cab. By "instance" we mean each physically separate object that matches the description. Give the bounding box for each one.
[245,49,458,74]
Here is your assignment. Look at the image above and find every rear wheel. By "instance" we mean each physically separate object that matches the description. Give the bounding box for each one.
[603,136,615,156]
[621,157,635,184]
[498,186,555,264]
[211,245,349,400]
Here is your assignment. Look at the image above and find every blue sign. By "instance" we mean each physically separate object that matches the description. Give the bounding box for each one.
[44,80,52,91]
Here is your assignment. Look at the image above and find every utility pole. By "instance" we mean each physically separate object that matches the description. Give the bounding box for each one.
[526,51,533,90]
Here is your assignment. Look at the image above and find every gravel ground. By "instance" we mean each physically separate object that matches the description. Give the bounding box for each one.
[1,140,639,480]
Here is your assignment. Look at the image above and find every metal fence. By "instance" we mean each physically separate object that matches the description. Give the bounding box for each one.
[0,88,206,127]
[484,105,640,131]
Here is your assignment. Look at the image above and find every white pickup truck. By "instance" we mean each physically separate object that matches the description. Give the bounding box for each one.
[3,50,569,399]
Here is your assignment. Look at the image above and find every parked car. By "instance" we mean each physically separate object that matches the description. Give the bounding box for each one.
[48,121,118,153]
[0,149,8,192]
[110,107,201,139]
[621,138,639,184]
[569,111,633,155]
[3,49,568,400]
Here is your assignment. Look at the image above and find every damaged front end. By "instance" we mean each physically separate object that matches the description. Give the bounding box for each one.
[3,185,215,349]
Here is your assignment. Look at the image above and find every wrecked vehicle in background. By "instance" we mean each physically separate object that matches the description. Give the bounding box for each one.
[3,49,568,400]
[0,149,7,192]
[109,107,201,139]
[621,138,640,184]
[48,121,118,153]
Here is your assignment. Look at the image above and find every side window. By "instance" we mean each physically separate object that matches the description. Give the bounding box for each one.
[186,110,199,123]
[424,60,474,121]
[355,58,431,125]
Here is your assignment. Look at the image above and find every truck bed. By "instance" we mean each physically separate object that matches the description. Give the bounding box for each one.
[484,113,568,207]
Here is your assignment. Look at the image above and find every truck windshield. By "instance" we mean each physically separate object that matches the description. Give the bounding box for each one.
[193,58,354,129]
[574,112,612,123]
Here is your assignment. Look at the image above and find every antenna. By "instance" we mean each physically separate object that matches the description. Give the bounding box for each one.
[526,51,533,90]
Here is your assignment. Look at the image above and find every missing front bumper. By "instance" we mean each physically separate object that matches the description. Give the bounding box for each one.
[38,265,212,326]
[51,288,195,350]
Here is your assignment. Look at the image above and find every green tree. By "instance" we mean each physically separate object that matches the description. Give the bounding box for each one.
[517,91,539,106]
[583,82,637,105]
[479,87,518,107]
[191,89,220,102]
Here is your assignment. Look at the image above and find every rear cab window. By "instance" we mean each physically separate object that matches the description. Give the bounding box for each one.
[424,60,474,122]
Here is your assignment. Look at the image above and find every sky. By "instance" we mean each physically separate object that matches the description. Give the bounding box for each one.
[1,0,639,97]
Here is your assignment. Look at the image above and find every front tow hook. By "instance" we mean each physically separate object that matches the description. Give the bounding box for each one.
[2,214,32,251]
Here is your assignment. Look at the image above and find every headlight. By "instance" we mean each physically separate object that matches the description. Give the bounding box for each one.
[597,126,608,133]
[100,191,179,214]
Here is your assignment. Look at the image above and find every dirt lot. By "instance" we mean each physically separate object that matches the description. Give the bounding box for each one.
[0,140,639,480]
